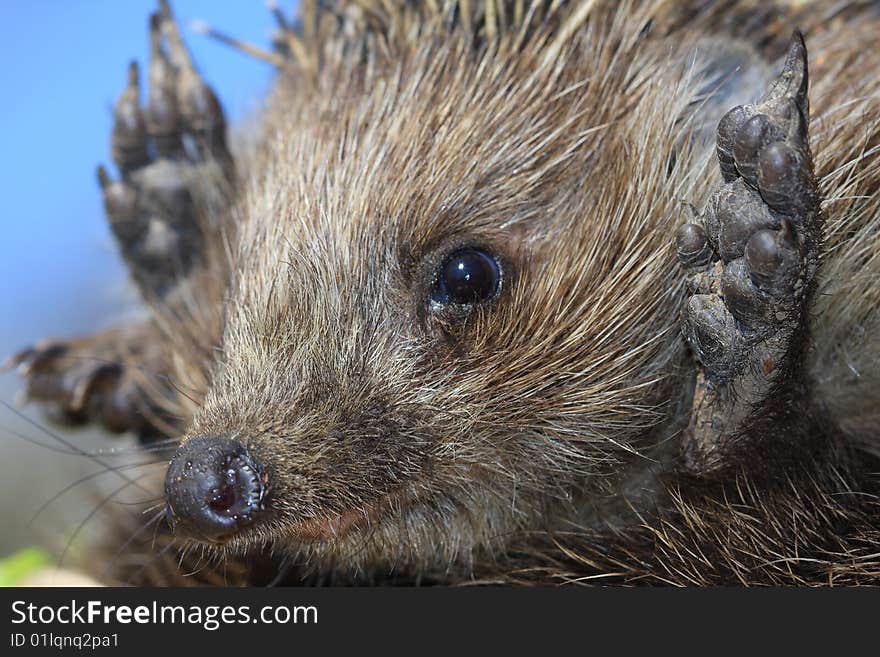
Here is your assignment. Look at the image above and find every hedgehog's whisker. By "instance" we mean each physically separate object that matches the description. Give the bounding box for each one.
[100,507,167,582]
[3,424,178,458]
[180,547,213,578]
[57,473,151,571]
[3,427,84,457]
[30,460,165,526]
[266,554,293,587]
[0,400,155,497]
[124,538,178,586]
[113,496,167,507]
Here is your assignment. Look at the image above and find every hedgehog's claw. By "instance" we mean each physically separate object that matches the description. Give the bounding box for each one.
[160,0,230,163]
[111,61,149,175]
[714,32,809,186]
[8,337,125,431]
[8,2,229,445]
[676,32,821,474]
[98,1,234,300]
[7,327,169,438]
[760,31,809,119]
[146,11,183,157]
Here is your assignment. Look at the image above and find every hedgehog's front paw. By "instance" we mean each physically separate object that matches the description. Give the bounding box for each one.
[676,33,821,473]
[4,326,166,439]
[97,0,234,299]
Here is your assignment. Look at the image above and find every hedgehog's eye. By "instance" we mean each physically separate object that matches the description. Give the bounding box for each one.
[431,248,501,307]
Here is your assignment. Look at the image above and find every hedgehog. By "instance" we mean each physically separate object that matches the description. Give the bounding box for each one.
[6,0,880,586]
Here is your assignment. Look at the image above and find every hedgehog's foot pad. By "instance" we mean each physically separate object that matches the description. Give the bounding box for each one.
[98,0,234,299]
[676,33,821,473]
[4,325,168,439]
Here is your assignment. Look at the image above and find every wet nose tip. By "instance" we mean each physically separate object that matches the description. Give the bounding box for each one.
[165,436,266,542]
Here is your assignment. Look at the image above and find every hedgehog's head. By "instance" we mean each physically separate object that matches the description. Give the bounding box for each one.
[162,15,712,576]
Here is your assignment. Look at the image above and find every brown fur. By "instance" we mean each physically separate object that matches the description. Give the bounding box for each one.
[31,1,880,585]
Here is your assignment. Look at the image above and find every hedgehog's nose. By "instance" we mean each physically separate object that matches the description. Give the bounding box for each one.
[164,436,267,542]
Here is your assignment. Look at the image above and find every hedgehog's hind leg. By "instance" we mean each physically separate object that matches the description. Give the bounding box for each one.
[676,32,822,473]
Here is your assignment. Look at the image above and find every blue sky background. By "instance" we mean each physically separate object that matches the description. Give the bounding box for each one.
[0,1,278,352]
[0,1,287,557]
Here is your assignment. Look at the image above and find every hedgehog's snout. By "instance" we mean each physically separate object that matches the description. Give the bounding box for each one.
[164,436,267,543]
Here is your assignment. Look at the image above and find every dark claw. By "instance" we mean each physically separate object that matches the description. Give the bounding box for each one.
[13,344,122,417]
[161,0,230,164]
[759,31,809,122]
[69,363,123,412]
[179,73,222,126]
[784,98,809,145]
[112,61,149,175]
[180,74,228,160]
[16,343,68,377]
[2,347,35,373]
[9,327,166,437]
[146,13,183,156]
